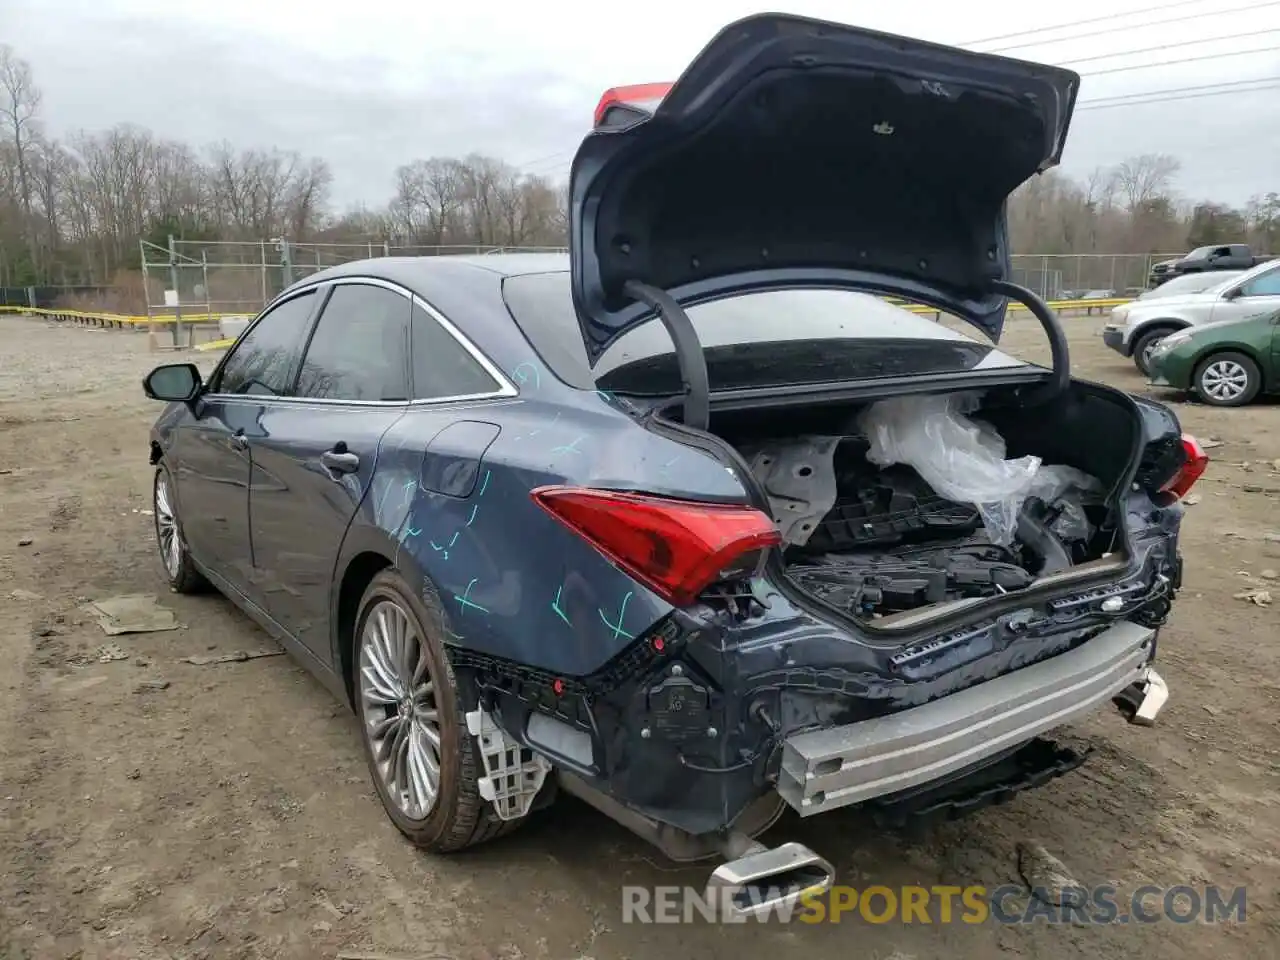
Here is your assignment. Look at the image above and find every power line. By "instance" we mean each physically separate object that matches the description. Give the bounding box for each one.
[514,150,572,171]
[1082,45,1280,76]
[1056,28,1279,67]
[986,0,1280,54]
[1076,80,1280,109]
[962,0,1213,46]
[1078,75,1280,104]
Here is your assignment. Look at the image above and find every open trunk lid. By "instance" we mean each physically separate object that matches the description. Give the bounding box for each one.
[567,12,1080,363]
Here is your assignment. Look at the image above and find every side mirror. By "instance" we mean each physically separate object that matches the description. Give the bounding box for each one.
[143,363,202,401]
[1222,287,1243,300]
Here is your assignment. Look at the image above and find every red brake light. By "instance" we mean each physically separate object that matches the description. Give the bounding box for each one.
[593,82,673,126]
[1159,434,1209,501]
[531,486,780,606]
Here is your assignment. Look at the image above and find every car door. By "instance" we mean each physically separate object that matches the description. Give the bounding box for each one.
[171,288,320,589]
[246,279,412,661]
[1212,264,1280,324]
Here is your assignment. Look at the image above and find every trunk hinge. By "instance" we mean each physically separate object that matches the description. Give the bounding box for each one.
[623,279,710,431]
[989,280,1070,406]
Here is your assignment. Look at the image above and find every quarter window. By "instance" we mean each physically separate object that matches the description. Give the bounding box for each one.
[214,291,316,396]
[411,301,500,400]
[295,284,411,402]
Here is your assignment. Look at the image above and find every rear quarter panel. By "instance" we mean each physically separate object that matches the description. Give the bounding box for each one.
[377,389,751,677]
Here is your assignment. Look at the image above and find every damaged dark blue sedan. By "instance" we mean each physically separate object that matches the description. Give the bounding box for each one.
[142,13,1204,918]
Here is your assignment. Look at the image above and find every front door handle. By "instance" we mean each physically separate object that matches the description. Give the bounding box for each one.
[229,430,248,451]
[321,447,360,474]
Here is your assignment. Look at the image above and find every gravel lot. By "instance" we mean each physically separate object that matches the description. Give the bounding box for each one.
[1,312,1277,960]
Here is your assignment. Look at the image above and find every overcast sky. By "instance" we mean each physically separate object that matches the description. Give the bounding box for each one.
[3,0,1278,210]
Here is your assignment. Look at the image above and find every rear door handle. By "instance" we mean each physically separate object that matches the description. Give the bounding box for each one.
[229,431,248,451]
[321,447,360,474]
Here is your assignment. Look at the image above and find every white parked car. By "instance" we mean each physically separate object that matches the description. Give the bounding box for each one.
[1102,260,1280,374]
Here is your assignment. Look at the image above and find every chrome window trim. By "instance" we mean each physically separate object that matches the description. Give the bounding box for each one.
[203,275,518,407]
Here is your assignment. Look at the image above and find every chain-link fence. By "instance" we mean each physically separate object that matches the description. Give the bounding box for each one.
[1009,253,1184,302]
[135,240,1188,346]
[139,237,568,345]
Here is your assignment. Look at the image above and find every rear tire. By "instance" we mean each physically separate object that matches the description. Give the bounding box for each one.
[153,465,207,594]
[1195,351,1261,407]
[354,570,525,852]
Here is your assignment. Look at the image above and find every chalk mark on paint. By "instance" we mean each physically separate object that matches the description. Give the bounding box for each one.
[551,435,585,457]
[598,590,635,642]
[512,362,541,390]
[429,530,460,560]
[455,578,489,615]
[551,585,572,627]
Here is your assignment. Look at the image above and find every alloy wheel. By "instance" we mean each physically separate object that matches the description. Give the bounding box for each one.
[359,599,443,820]
[1199,359,1249,403]
[154,472,182,578]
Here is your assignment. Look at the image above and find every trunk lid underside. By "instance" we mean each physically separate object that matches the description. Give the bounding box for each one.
[567,12,1081,362]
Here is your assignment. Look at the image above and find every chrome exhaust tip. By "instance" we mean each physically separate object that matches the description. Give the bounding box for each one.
[707,841,835,919]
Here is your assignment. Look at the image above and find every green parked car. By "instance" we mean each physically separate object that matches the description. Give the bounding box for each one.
[1146,310,1280,406]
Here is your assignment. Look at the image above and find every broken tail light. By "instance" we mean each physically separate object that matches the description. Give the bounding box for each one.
[1158,434,1209,502]
[593,82,673,126]
[530,486,780,606]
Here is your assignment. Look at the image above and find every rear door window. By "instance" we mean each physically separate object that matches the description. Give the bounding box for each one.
[295,283,412,402]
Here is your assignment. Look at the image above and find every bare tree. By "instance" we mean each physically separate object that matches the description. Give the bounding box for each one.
[1114,154,1181,213]
[0,44,43,276]
[3,39,1275,296]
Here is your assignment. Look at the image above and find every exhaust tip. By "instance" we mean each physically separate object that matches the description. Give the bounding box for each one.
[707,841,834,919]
[1114,666,1169,726]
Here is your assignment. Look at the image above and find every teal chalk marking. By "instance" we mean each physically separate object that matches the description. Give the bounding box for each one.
[401,479,417,507]
[551,585,572,627]
[513,362,541,390]
[465,504,479,526]
[478,469,491,496]
[598,590,635,642]
[551,435,585,456]
[455,578,489,615]
[429,530,460,560]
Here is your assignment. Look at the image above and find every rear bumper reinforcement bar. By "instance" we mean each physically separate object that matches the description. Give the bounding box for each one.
[778,620,1158,816]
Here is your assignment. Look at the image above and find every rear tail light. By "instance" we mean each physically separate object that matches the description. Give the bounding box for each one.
[531,486,780,606]
[593,82,673,126]
[1158,434,1209,501]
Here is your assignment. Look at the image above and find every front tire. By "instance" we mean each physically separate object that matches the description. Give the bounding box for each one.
[354,571,524,852]
[153,465,207,593]
[1195,351,1261,407]
[1132,329,1172,376]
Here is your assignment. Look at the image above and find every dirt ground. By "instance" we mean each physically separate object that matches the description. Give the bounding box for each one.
[1,311,1278,960]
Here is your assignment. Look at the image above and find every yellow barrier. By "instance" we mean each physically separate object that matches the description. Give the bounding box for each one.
[0,305,223,326]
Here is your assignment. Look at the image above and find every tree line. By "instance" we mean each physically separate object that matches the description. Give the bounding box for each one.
[2,43,1275,292]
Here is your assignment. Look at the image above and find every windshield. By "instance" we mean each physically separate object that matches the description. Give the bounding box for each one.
[502,272,1026,394]
[1141,271,1244,298]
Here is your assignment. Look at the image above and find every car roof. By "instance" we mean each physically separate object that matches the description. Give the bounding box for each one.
[293,252,570,291]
